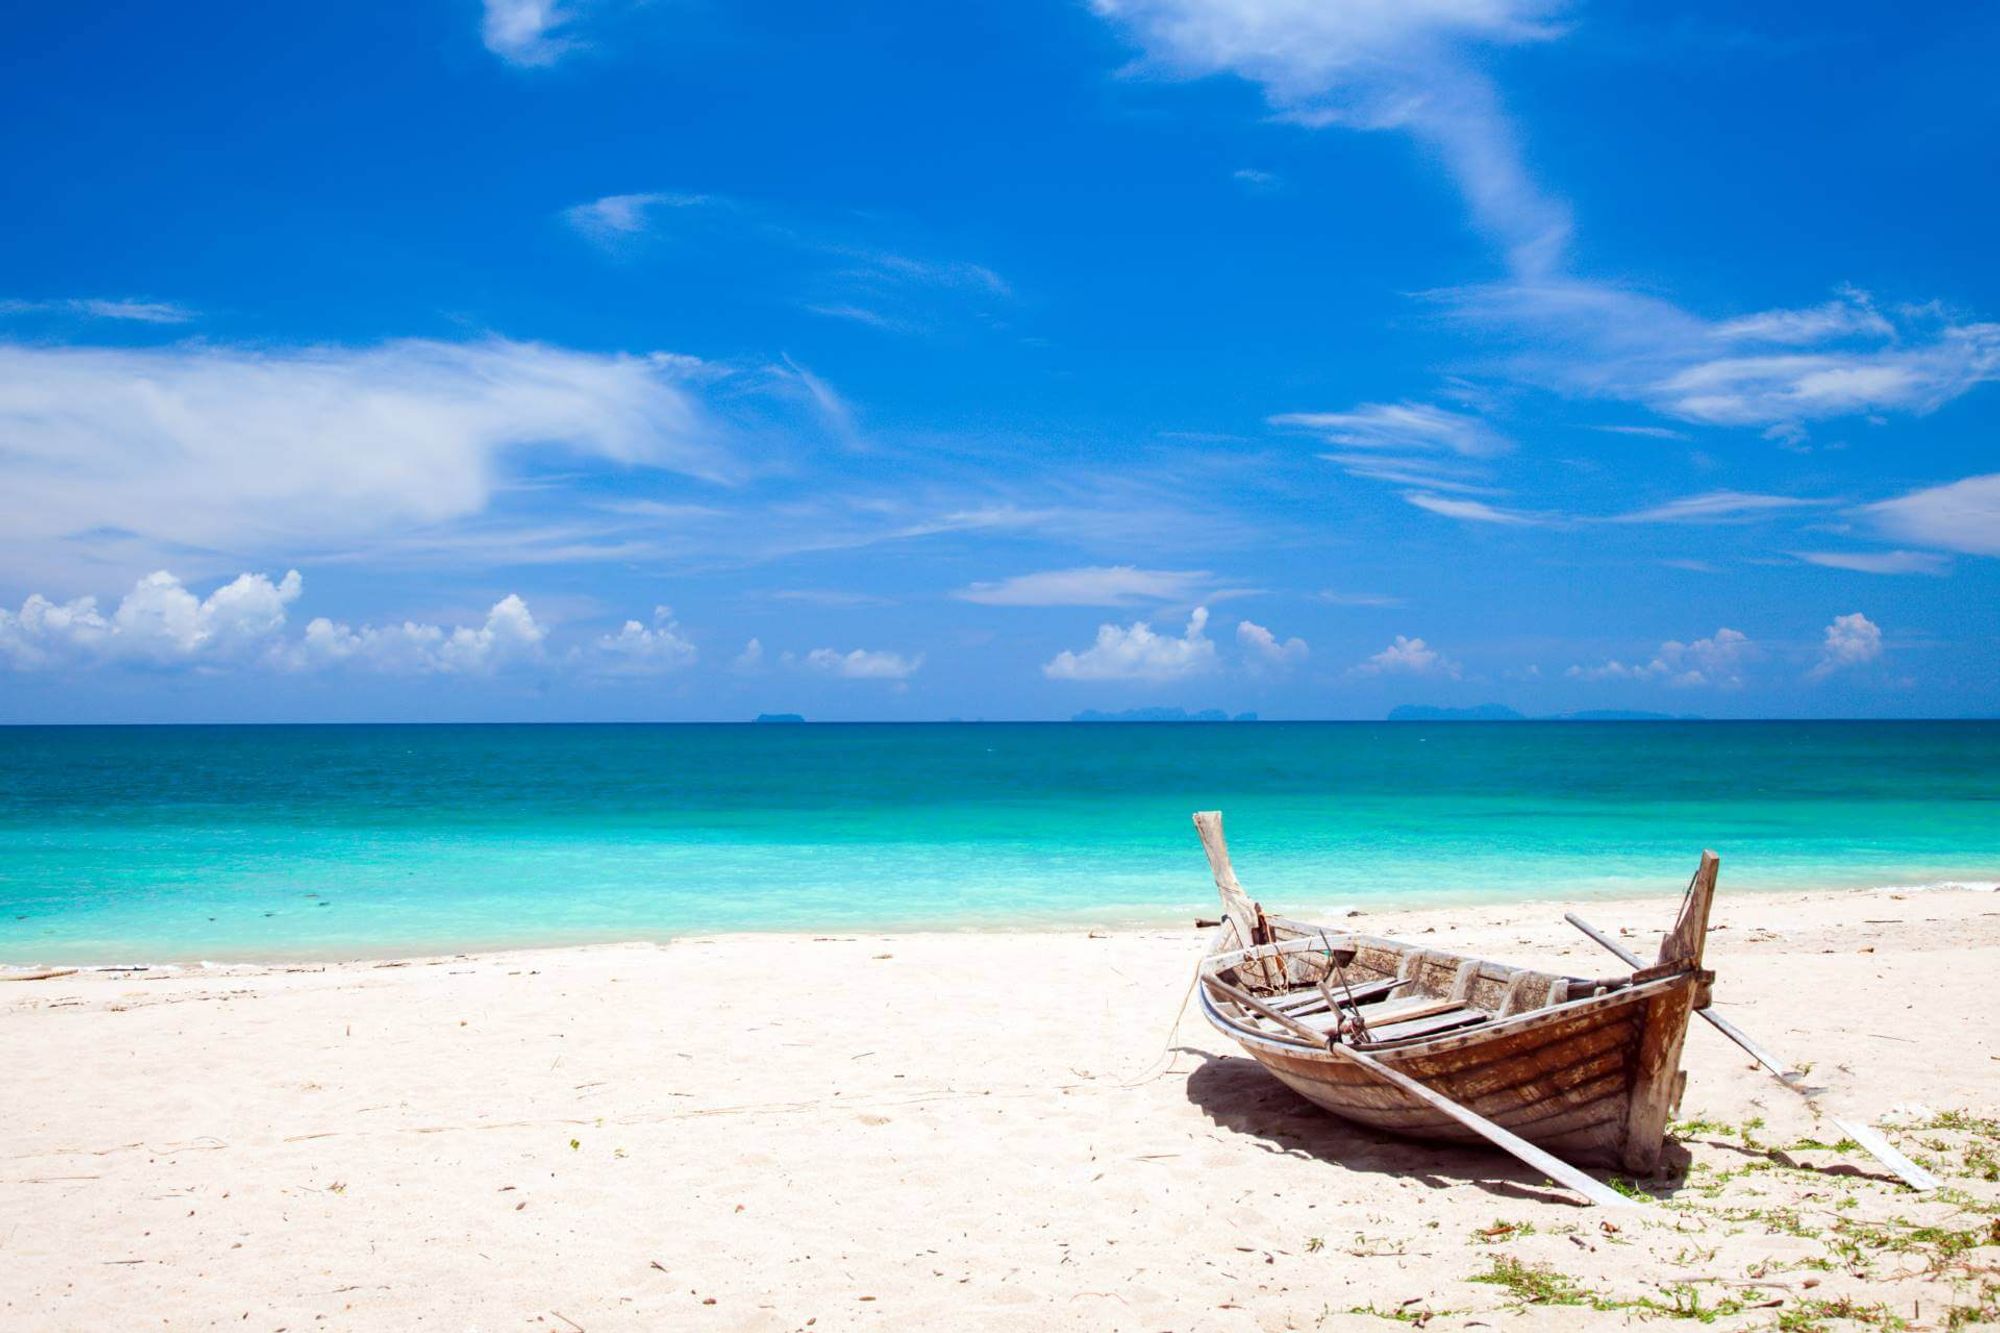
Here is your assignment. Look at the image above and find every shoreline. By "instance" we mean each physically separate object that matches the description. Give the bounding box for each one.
[5,878,1996,971]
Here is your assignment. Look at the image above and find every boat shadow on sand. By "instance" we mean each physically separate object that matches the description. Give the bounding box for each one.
[1177,1048,1697,1204]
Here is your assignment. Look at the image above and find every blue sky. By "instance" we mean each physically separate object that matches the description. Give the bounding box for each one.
[1,0,1995,721]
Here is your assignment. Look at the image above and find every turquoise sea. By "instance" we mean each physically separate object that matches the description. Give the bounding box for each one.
[1,722,1995,963]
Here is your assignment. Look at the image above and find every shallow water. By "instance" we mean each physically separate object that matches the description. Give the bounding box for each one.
[1,721,1994,961]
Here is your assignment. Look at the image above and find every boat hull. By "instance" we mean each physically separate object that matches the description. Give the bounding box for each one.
[1200,971,1697,1168]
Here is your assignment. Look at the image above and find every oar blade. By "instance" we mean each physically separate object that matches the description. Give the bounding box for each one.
[1831,1118,1940,1192]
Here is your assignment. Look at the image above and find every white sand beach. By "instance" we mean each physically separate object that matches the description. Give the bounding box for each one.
[3,886,1996,1330]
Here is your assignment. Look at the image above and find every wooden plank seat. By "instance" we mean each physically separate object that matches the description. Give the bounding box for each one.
[1266,976,1408,1015]
[1276,994,1495,1043]
[1356,1005,1490,1046]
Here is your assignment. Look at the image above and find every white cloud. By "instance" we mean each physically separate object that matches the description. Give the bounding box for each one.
[1352,634,1460,679]
[1270,401,1510,457]
[482,0,576,65]
[732,638,766,672]
[1807,612,1882,681]
[1045,606,1218,681]
[1610,491,1823,524]
[0,297,195,324]
[0,337,733,564]
[293,595,547,676]
[1091,0,1571,274]
[581,607,697,675]
[1653,333,2000,429]
[804,647,924,680]
[0,569,301,670]
[1590,424,1688,440]
[1863,472,2000,557]
[1402,491,1539,525]
[1237,619,1308,670]
[1568,627,1751,689]
[1712,292,1895,345]
[1439,281,2000,441]
[957,565,1215,607]
[1795,550,1951,577]
[562,192,712,248]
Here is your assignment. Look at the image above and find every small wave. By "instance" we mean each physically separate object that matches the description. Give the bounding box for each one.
[1871,879,2000,894]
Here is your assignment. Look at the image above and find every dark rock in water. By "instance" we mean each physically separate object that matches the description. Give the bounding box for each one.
[754,713,806,724]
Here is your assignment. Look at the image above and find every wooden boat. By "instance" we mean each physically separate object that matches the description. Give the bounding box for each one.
[1192,811,1716,1182]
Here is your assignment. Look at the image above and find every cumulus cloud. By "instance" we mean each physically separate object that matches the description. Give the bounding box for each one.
[1807,612,1883,682]
[804,647,924,680]
[1352,634,1461,679]
[1568,627,1752,689]
[1091,0,1572,274]
[0,337,733,565]
[292,595,547,676]
[580,607,697,675]
[0,569,301,670]
[732,638,766,672]
[481,0,577,65]
[1863,472,2000,557]
[957,565,1215,607]
[1237,620,1308,671]
[1045,606,1219,681]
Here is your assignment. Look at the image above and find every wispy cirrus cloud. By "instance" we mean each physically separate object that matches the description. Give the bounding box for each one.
[562,192,713,248]
[1091,0,1573,275]
[957,565,1217,607]
[1862,472,2000,557]
[559,191,1012,335]
[1609,491,1825,524]
[0,336,748,575]
[0,296,195,324]
[1400,491,1542,525]
[1437,282,2000,444]
[481,0,578,66]
[1793,550,1951,577]
[1270,401,1511,458]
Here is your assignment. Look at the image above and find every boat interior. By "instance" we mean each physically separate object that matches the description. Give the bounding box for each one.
[1204,916,1641,1051]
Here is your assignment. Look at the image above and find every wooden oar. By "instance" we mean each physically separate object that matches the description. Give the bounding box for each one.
[1203,973,1640,1209]
[1565,912,1938,1191]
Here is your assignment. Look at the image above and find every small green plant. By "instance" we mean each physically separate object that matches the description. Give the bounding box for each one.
[1471,1219,1535,1244]
[1468,1256,1587,1305]
[1774,1295,1910,1332]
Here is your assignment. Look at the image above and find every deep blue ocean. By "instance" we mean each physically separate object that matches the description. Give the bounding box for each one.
[1,721,1994,962]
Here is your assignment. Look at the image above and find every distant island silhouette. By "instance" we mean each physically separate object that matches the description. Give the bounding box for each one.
[1072,707,1258,723]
